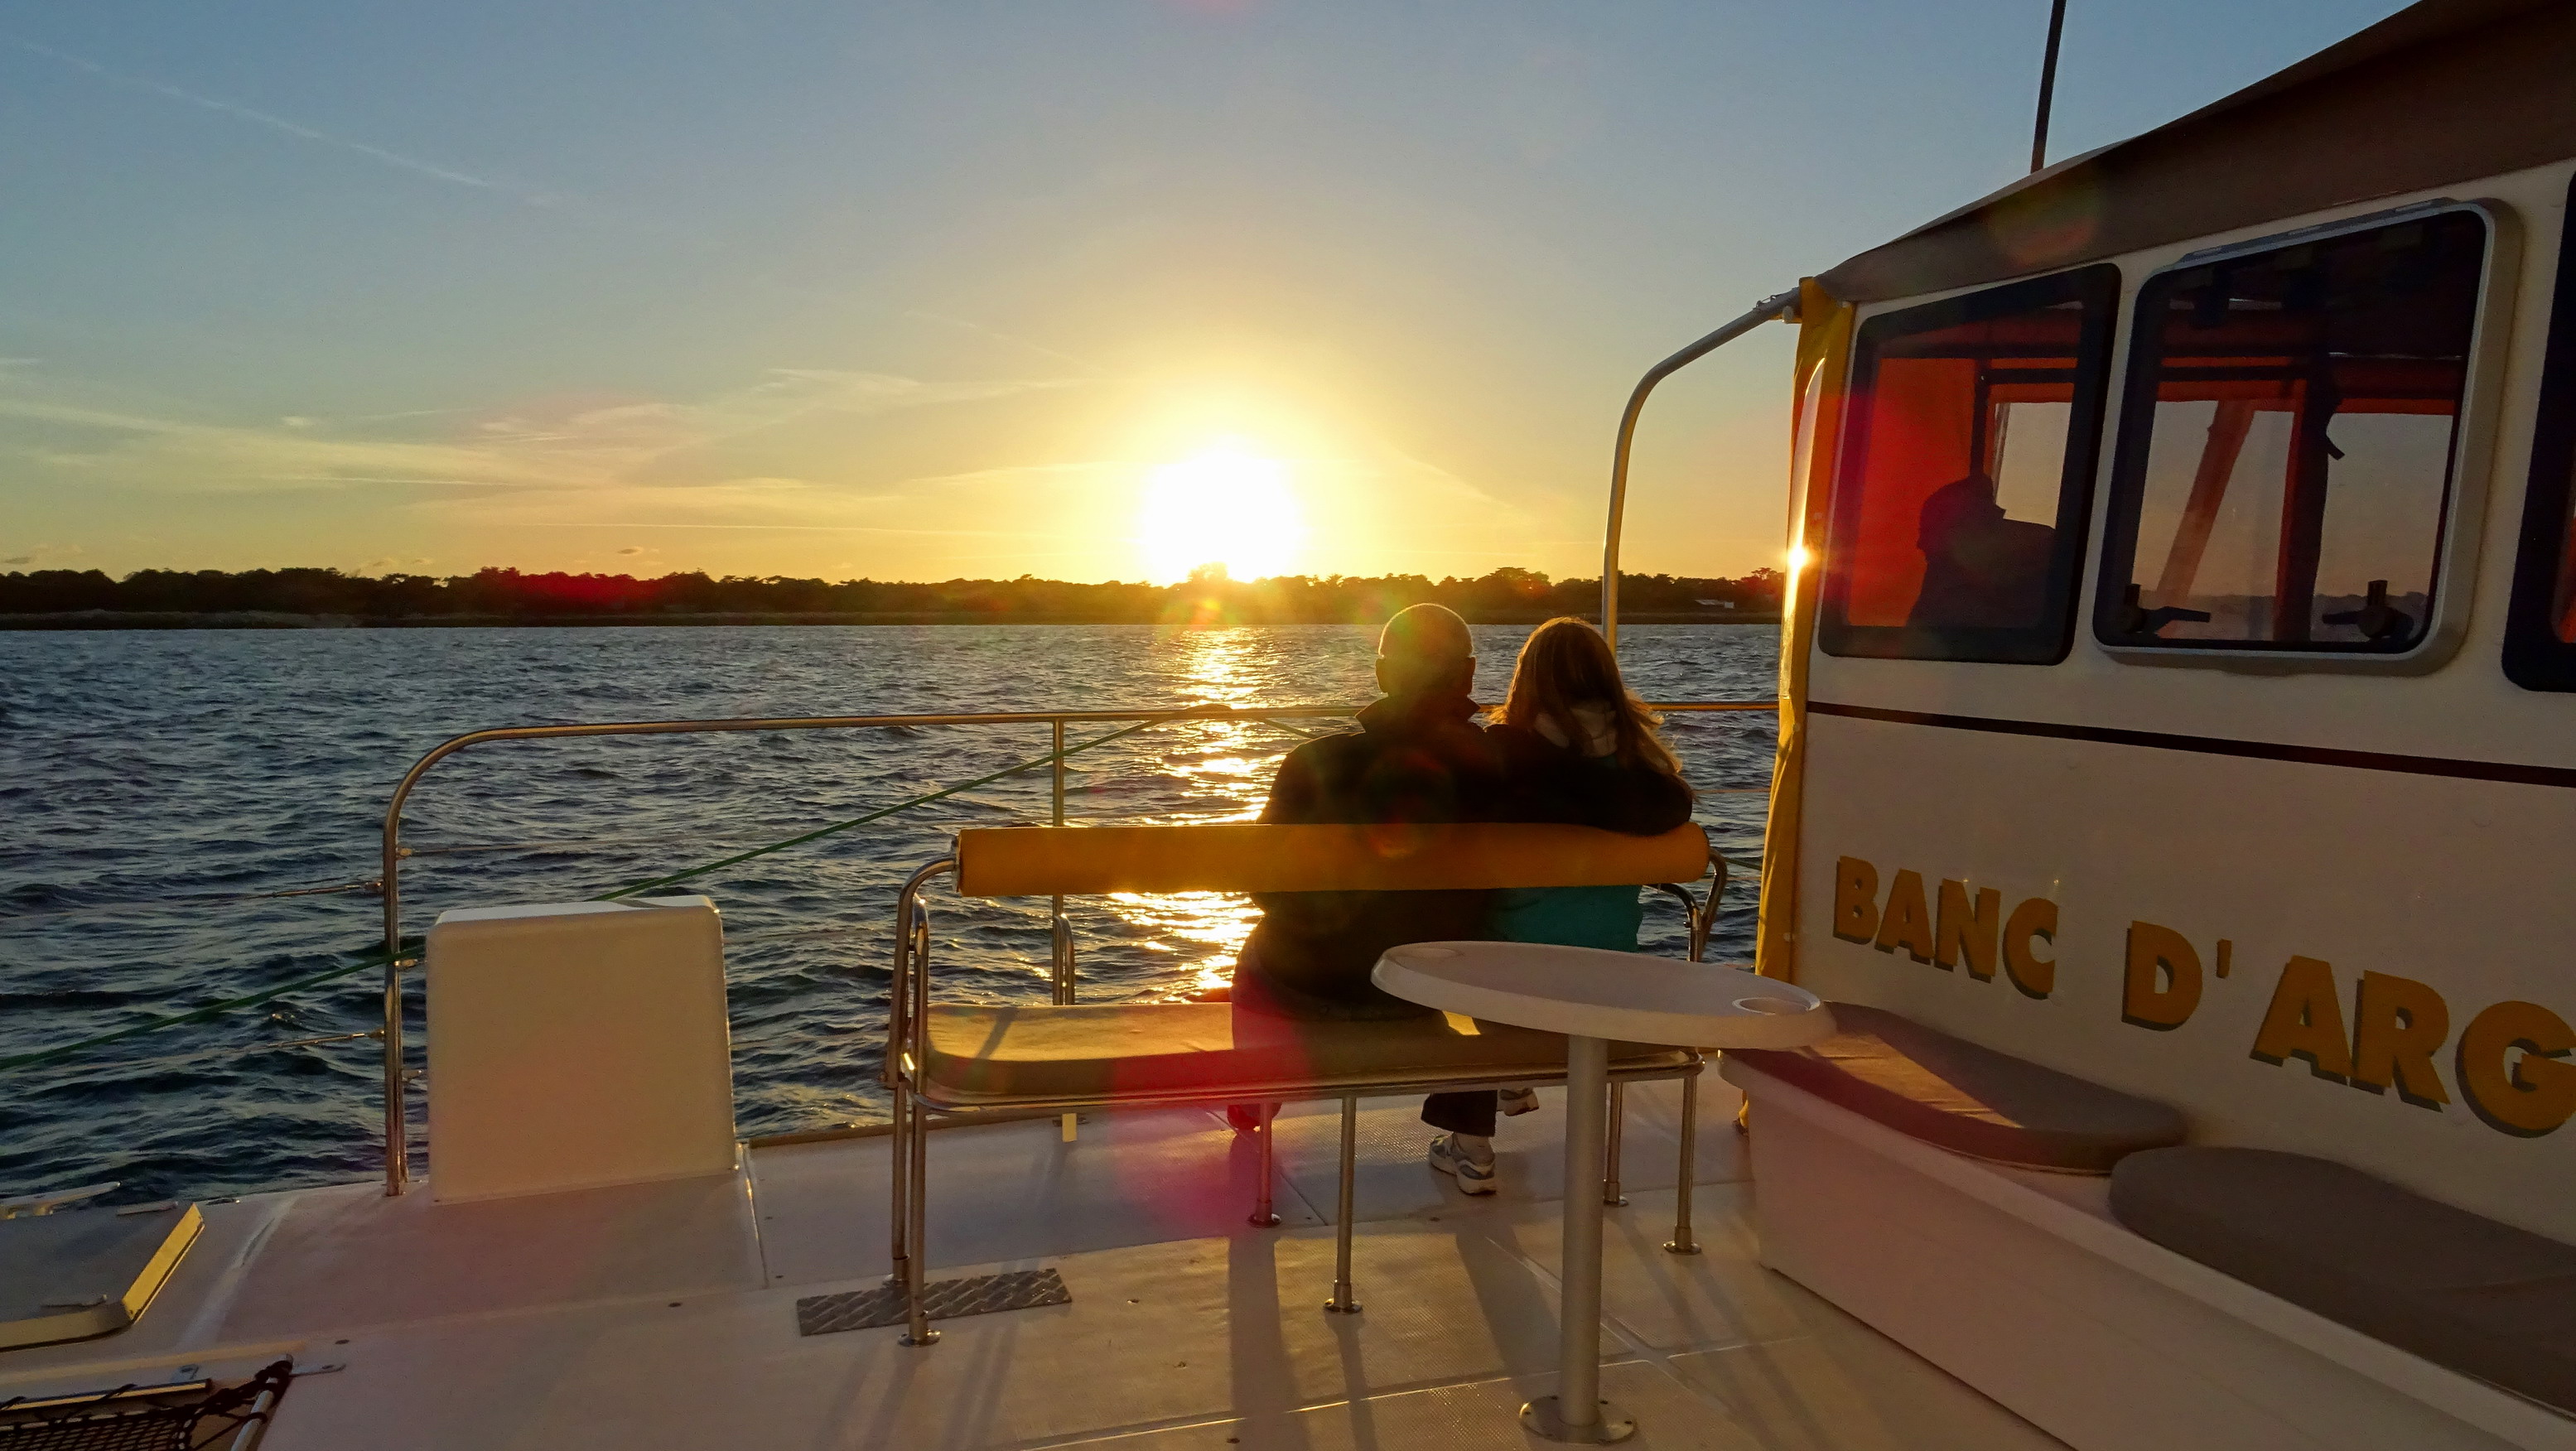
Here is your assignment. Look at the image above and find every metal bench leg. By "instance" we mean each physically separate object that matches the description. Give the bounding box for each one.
[1604,1082,1629,1207]
[1666,1072,1701,1256]
[1324,1096,1362,1314]
[899,1083,941,1346]
[1250,1103,1282,1227]
[887,1077,910,1284]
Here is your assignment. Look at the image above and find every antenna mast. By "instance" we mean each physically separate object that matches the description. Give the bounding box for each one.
[2031,0,2068,172]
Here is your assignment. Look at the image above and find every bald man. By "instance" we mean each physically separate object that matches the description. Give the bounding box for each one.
[1232,603,1507,1020]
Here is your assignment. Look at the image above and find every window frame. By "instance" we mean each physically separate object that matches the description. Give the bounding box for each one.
[1816,263,2121,665]
[2091,199,2518,672]
[2503,174,2576,692]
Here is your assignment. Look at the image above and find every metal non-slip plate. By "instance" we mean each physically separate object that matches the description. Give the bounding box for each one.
[795,1267,1069,1337]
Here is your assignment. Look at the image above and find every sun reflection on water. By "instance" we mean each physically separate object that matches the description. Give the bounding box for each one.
[1102,628,1303,993]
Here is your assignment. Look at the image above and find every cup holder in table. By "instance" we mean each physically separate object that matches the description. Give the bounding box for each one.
[1732,995,1813,1016]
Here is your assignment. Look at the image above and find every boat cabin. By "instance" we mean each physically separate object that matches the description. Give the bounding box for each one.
[1736,1,2576,1445]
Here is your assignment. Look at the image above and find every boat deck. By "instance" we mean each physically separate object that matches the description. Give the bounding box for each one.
[0,1081,2064,1449]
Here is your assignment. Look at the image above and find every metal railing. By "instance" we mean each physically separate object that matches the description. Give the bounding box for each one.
[1599,289,1801,646]
[375,698,1777,1195]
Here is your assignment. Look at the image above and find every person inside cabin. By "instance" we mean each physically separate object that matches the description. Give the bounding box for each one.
[1908,473,2054,629]
[1418,617,1694,1194]
[1228,605,1693,1197]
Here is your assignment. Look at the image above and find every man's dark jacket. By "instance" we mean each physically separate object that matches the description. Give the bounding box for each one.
[1234,687,1691,1015]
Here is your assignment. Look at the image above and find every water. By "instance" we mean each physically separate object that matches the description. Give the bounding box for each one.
[0,624,1778,1202]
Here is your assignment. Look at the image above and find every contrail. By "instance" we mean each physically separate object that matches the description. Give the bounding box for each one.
[8,36,563,208]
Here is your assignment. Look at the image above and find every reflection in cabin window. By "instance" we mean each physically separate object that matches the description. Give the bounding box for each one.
[2100,210,2488,653]
[1821,266,2117,663]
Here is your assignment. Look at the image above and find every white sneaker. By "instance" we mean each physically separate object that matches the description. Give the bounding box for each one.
[1428,1132,1498,1195]
[1497,1088,1540,1117]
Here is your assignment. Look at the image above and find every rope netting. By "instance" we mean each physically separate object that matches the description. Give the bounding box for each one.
[0,1359,292,1450]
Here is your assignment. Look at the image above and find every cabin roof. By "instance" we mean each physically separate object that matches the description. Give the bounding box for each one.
[1815,0,2576,304]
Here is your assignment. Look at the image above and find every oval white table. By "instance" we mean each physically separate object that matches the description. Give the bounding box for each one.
[1372,941,1835,1445]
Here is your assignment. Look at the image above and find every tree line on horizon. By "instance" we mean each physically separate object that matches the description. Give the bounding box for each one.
[0,563,1784,624]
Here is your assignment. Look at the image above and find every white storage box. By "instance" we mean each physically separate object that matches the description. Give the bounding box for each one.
[427,897,737,1203]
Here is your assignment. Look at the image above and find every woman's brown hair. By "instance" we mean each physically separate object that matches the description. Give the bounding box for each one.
[1492,617,1688,786]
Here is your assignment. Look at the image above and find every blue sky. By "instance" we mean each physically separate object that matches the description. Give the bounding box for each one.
[0,0,2415,583]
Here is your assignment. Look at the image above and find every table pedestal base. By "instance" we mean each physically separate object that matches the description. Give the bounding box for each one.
[1520,1396,1637,1444]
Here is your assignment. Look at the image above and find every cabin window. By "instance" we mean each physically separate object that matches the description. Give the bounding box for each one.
[2096,210,2490,654]
[1819,266,2117,663]
[2504,175,2576,692]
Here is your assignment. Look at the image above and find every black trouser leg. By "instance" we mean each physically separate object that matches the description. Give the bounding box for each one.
[1421,1090,1498,1136]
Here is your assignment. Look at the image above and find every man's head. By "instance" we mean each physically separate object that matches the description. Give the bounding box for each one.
[1917,474,2007,557]
[1375,603,1476,699]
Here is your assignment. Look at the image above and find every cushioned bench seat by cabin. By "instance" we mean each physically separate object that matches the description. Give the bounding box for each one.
[1725,1000,2187,1173]
[1726,1005,2576,1451]
[2114,1146,2576,1415]
[922,1001,1691,1108]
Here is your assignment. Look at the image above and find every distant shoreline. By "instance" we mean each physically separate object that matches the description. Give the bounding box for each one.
[0,610,1783,631]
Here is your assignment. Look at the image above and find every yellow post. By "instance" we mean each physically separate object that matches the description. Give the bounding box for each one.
[1756,277,1855,984]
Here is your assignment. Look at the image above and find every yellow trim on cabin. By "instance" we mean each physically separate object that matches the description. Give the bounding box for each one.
[1756,277,1855,982]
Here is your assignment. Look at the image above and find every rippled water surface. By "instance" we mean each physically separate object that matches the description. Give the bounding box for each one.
[0,624,1778,1201]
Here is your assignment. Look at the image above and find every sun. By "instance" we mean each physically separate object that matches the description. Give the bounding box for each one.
[1138,438,1305,582]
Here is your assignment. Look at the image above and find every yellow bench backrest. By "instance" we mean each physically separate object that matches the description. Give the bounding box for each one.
[952,822,1708,899]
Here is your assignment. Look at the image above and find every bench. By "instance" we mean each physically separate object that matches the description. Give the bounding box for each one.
[2114,1147,2576,1426]
[1725,1003,2576,1451]
[885,821,1723,1346]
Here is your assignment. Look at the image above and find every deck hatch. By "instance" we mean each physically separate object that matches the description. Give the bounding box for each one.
[0,1202,201,1352]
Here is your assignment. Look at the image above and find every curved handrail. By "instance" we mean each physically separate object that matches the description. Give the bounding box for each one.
[1600,289,1802,648]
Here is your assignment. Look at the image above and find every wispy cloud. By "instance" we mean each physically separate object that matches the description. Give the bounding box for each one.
[8,36,565,208]
[0,367,1100,545]
[905,310,1104,375]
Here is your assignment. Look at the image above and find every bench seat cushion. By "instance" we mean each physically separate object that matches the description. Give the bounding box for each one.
[1726,1002,2186,1173]
[2112,1147,2576,1412]
[920,1002,1692,1108]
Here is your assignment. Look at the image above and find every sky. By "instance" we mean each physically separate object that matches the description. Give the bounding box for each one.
[0,0,2419,586]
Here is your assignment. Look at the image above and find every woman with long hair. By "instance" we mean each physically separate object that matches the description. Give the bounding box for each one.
[1423,615,1696,1193]
[1484,615,1695,947]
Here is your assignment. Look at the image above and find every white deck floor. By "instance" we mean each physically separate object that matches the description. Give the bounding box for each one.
[0,1081,2067,1449]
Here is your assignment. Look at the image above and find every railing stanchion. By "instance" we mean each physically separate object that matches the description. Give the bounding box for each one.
[382,791,406,1196]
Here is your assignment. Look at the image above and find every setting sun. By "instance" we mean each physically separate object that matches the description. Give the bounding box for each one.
[1137,438,1306,582]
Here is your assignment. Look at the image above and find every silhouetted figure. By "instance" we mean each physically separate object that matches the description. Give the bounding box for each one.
[1908,474,2053,630]
[1232,603,1507,1020]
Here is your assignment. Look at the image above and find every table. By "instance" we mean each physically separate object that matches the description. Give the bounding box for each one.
[1373,941,1835,1444]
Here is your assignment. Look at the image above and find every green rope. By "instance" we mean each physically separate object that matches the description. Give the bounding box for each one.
[0,952,395,1074]
[0,712,1209,1074]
